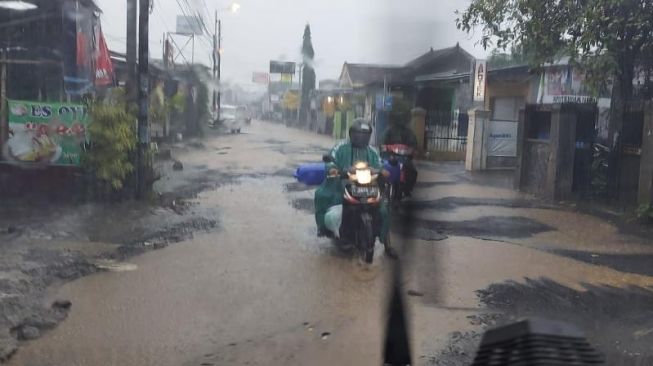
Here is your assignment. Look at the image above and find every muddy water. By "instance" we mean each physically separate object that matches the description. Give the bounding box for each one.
[8,123,392,366]
[10,176,392,366]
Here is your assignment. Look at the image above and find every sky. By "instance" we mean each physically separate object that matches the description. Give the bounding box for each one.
[97,0,488,89]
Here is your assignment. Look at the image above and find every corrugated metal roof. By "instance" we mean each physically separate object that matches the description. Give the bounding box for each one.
[342,63,408,86]
[414,71,470,82]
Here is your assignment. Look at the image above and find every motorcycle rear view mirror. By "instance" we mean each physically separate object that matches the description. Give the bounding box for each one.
[322,155,335,163]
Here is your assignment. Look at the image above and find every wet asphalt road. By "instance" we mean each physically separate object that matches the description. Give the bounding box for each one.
[9,120,653,365]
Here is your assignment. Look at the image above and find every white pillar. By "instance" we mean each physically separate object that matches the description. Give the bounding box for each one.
[465,108,491,171]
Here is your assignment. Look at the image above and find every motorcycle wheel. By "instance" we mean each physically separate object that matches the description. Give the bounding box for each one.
[359,213,375,264]
[390,183,401,209]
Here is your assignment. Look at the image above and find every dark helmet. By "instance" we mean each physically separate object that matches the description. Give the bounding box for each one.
[349,119,373,148]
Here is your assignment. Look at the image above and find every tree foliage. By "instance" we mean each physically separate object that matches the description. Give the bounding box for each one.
[83,88,136,190]
[301,24,316,119]
[457,0,653,141]
[487,45,529,68]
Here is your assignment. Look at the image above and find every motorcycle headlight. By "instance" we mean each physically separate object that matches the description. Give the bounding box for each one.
[356,169,372,184]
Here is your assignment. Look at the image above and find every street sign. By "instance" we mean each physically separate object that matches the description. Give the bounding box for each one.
[473,59,487,103]
[270,61,296,74]
[176,16,203,35]
[375,93,393,111]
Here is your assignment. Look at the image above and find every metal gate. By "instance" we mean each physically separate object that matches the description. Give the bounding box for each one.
[425,109,468,153]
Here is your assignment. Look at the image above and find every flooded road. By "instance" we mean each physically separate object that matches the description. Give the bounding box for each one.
[8,121,653,365]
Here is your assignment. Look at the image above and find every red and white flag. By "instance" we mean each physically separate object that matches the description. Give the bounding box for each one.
[95,25,115,86]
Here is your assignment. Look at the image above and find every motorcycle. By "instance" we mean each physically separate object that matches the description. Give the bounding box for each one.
[323,155,383,264]
[591,142,612,198]
[381,144,414,206]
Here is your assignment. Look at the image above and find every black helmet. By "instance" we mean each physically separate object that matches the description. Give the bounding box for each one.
[349,119,373,148]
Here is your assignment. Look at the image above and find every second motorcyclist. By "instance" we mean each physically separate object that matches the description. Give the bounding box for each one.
[381,108,419,197]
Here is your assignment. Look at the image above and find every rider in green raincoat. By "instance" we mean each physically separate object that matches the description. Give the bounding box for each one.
[314,119,395,256]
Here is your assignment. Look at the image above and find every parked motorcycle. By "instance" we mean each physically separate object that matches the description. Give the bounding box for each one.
[323,155,383,264]
[381,144,414,206]
[591,142,611,198]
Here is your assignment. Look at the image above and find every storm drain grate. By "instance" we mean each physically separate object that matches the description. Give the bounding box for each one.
[472,319,604,365]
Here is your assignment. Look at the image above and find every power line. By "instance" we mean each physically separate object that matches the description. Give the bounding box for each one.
[200,0,212,21]
[154,0,174,33]
[181,0,214,41]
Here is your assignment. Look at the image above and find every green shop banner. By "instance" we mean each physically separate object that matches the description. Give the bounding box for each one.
[6,100,90,166]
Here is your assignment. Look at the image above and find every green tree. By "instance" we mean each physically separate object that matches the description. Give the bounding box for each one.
[83,88,137,190]
[487,45,529,69]
[457,0,653,144]
[301,24,316,121]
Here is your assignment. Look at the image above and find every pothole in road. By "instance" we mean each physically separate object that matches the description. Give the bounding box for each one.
[263,139,290,145]
[284,182,316,193]
[405,197,553,211]
[392,225,448,241]
[408,215,552,239]
[550,250,653,277]
[291,198,314,213]
[93,260,138,272]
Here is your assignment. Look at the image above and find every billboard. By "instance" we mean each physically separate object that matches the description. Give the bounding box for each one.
[176,15,203,35]
[270,61,296,74]
[5,100,90,166]
[252,72,270,84]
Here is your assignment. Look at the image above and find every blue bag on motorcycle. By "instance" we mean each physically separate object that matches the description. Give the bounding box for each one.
[383,160,401,184]
[294,163,327,186]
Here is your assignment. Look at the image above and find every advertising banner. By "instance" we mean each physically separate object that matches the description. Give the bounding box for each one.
[6,100,90,166]
[488,120,518,157]
[537,65,611,108]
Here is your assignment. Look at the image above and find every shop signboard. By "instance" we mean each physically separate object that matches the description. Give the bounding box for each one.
[5,100,90,166]
[473,60,487,103]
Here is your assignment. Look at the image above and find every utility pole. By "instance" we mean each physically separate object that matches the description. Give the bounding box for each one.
[0,52,7,148]
[136,0,150,198]
[213,10,217,120]
[217,19,222,122]
[297,63,303,123]
[126,0,138,100]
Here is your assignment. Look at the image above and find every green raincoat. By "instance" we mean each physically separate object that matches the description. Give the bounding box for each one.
[314,140,389,242]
